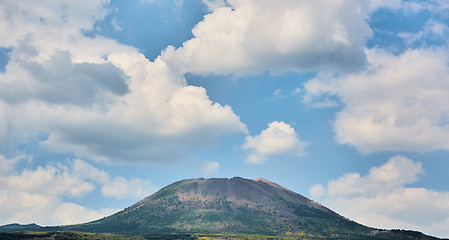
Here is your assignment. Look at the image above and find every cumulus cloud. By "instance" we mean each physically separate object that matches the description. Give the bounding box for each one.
[33,69,247,162]
[304,48,449,153]
[201,160,219,174]
[310,156,449,238]
[161,0,372,75]
[53,203,117,226]
[72,158,110,184]
[0,156,156,225]
[0,0,247,163]
[101,176,157,199]
[398,20,449,47]
[242,121,305,164]
[0,38,129,107]
[0,0,109,48]
[0,154,28,176]
[0,157,113,225]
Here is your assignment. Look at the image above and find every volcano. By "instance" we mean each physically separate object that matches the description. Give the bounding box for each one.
[57,177,440,239]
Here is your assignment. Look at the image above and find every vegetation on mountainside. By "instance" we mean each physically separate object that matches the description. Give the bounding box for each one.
[0,231,146,240]
[0,230,443,240]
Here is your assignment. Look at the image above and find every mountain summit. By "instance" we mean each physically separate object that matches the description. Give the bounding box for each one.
[64,177,440,239]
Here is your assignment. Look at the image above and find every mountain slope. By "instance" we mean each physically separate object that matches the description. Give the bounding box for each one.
[0,223,41,232]
[66,177,373,237]
[1,177,443,239]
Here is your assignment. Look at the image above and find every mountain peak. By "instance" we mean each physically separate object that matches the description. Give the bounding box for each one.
[252,177,270,183]
[68,177,369,237]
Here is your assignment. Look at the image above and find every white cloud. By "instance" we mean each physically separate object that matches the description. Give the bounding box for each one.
[304,48,449,153]
[72,159,110,184]
[302,74,340,108]
[0,0,109,48]
[325,156,424,198]
[273,89,284,98]
[53,202,116,226]
[202,0,227,12]
[309,184,326,199]
[0,157,115,225]
[310,156,449,238]
[201,160,219,174]
[0,156,157,225]
[0,39,129,107]
[0,0,247,163]
[0,154,28,176]
[161,0,372,75]
[291,87,301,96]
[398,20,449,47]
[242,121,305,164]
[5,165,95,198]
[101,176,157,199]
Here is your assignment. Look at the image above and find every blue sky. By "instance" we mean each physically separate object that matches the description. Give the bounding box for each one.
[1,0,449,238]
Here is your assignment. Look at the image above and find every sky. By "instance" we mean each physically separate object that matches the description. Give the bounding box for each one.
[0,0,449,238]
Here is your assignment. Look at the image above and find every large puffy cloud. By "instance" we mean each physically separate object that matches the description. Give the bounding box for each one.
[70,159,158,200]
[242,121,305,164]
[29,54,247,163]
[53,203,116,226]
[304,48,449,153]
[162,0,372,75]
[101,176,157,199]
[310,156,449,238]
[0,0,247,163]
[302,0,449,154]
[0,157,111,225]
[71,158,110,184]
[0,0,108,47]
[0,156,156,225]
[0,38,129,107]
